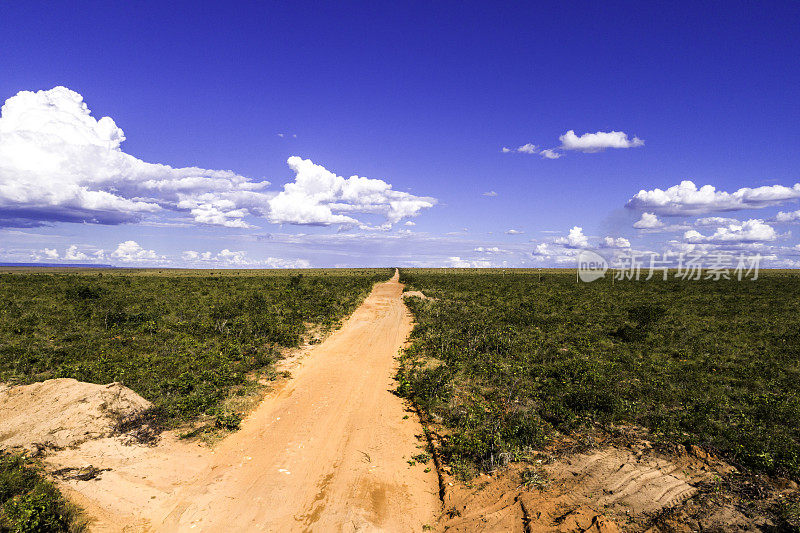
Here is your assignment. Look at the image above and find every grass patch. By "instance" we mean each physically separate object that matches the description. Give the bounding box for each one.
[0,452,83,532]
[397,269,800,480]
[0,268,391,425]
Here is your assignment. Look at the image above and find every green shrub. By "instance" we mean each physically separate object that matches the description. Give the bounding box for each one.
[397,269,800,479]
[0,453,80,532]
[0,269,391,426]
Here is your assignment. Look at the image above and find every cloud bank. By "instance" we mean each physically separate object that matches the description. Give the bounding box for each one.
[683,219,777,243]
[627,180,800,215]
[0,87,435,229]
[267,157,436,227]
[0,87,272,228]
[182,249,310,268]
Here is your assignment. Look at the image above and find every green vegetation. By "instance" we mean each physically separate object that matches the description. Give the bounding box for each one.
[0,268,391,425]
[397,269,800,479]
[0,268,390,532]
[0,452,81,532]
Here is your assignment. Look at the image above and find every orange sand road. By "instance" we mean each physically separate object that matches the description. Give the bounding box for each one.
[147,270,439,531]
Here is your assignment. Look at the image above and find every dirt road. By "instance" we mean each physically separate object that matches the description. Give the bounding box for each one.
[145,270,438,531]
[16,271,762,532]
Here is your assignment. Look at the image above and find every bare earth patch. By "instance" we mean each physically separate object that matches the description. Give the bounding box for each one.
[403,290,434,300]
[433,427,792,532]
[0,378,151,452]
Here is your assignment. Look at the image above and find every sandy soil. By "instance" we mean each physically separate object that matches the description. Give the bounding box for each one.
[438,445,705,532]
[402,291,432,300]
[434,430,786,532]
[0,379,151,451]
[40,270,440,532]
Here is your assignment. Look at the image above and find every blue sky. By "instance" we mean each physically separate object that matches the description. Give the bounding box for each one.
[1,1,800,267]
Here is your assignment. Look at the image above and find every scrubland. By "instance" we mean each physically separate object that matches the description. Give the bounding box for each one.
[398,269,800,529]
[0,268,390,531]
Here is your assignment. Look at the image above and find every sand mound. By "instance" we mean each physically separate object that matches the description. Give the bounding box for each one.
[403,290,434,300]
[0,378,152,451]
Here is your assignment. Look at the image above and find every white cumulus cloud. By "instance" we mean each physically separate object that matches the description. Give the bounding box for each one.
[530,242,580,264]
[695,216,739,227]
[217,249,248,264]
[627,180,800,215]
[445,256,494,268]
[539,148,562,159]
[0,86,274,228]
[633,212,665,229]
[683,219,778,243]
[267,156,436,227]
[602,236,631,248]
[505,130,642,160]
[64,244,89,260]
[0,87,436,230]
[558,130,644,152]
[516,143,538,154]
[775,209,800,223]
[110,240,160,262]
[554,226,589,248]
[33,248,59,261]
[261,257,311,268]
[502,144,538,154]
[532,243,551,256]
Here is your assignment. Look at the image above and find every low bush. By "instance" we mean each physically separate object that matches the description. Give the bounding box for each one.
[0,269,391,424]
[398,269,800,479]
[0,452,81,532]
